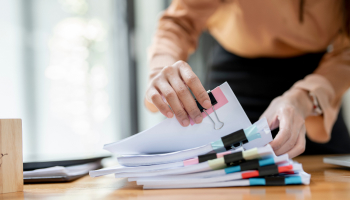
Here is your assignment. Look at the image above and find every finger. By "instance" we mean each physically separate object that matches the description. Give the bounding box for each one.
[260,98,281,130]
[146,87,173,118]
[286,125,306,158]
[260,111,279,131]
[175,61,211,109]
[274,115,303,155]
[269,107,294,152]
[156,80,190,127]
[168,75,203,124]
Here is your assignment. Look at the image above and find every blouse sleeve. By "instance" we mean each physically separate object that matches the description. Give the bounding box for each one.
[148,0,220,62]
[292,32,350,143]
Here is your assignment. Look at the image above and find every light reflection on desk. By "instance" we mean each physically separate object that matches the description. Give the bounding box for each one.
[324,169,350,183]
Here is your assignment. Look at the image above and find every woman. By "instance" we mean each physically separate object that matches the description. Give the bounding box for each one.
[144,0,350,158]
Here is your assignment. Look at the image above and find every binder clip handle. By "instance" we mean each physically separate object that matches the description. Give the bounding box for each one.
[196,90,224,130]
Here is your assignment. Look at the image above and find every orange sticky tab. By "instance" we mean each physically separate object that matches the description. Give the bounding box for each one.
[242,171,259,179]
[278,165,293,173]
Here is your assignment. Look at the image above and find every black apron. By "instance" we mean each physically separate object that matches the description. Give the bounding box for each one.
[206,44,350,155]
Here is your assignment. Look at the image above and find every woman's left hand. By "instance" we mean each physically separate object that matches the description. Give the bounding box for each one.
[260,88,314,158]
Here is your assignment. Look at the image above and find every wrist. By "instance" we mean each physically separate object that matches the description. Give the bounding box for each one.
[284,88,314,118]
[148,55,178,80]
[149,55,177,70]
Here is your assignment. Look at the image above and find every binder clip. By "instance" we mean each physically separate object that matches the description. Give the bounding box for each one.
[196,90,224,130]
[221,129,248,150]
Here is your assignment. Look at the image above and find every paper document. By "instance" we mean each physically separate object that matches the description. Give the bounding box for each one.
[104,82,272,154]
[143,172,311,189]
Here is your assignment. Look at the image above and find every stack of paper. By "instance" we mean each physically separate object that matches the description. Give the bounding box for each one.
[24,161,101,178]
[90,82,310,189]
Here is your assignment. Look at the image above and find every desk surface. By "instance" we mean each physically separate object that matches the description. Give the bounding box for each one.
[2,155,350,200]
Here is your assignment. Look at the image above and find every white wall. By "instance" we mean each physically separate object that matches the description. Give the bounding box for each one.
[0,0,28,152]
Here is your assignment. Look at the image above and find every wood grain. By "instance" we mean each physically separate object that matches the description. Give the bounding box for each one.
[2,155,350,199]
[0,119,23,194]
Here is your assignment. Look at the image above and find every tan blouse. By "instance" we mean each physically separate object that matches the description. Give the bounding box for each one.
[148,0,350,142]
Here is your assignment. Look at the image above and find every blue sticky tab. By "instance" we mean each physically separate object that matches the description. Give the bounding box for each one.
[259,157,275,166]
[244,125,261,142]
[224,165,241,174]
[249,178,266,186]
[285,176,302,185]
[211,140,226,153]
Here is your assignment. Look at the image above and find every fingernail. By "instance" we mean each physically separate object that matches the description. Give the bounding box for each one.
[167,112,173,118]
[195,116,202,124]
[203,100,211,108]
[182,119,190,127]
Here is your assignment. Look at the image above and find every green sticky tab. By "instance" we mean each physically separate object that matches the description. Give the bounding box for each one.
[208,157,226,170]
[211,140,226,153]
[242,148,260,160]
[244,124,261,142]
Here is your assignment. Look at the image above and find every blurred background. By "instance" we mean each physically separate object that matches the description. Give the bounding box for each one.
[1,0,350,158]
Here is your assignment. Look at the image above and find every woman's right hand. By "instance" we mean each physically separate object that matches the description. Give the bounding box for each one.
[145,60,212,127]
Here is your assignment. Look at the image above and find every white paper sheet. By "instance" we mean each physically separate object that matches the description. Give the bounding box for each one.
[104,82,272,155]
[143,172,311,189]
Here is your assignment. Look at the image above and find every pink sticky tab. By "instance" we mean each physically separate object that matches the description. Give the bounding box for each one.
[183,158,199,166]
[217,151,232,158]
[190,86,229,125]
[189,117,195,125]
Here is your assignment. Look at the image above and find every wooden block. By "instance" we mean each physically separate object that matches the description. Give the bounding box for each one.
[0,119,23,194]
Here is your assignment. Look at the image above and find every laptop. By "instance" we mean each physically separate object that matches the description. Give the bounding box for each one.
[323,155,350,167]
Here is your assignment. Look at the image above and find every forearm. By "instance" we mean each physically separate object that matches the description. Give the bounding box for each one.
[290,48,350,143]
[314,54,350,105]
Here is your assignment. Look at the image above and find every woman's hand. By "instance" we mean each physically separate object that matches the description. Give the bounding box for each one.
[260,88,314,158]
[145,60,212,127]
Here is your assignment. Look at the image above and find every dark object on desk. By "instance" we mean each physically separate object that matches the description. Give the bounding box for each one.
[24,154,111,170]
[24,174,89,183]
[23,154,111,183]
[323,155,350,167]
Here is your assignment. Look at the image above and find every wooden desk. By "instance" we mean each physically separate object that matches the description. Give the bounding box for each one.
[1,155,350,200]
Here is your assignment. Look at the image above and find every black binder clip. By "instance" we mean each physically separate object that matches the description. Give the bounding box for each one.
[221,129,248,150]
[196,90,224,130]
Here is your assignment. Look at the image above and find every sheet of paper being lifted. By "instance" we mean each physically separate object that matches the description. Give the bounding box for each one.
[104,82,272,155]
